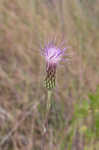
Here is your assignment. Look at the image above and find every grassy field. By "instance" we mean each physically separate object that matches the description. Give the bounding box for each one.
[0,0,99,149]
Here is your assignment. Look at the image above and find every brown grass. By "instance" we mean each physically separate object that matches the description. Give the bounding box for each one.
[0,0,99,149]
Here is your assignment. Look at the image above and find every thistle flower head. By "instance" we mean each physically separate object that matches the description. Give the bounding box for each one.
[41,40,67,90]
[43,42,66,65]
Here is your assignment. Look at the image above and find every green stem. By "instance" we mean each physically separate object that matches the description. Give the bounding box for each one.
[47,90,52,113]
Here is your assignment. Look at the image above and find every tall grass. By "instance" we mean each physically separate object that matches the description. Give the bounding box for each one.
[0,0,99,149]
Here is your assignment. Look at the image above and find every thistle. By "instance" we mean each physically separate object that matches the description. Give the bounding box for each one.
[42,41,66,90]
[41,39,68,133]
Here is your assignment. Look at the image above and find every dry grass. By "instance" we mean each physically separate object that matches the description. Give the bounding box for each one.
[0,0,99,149]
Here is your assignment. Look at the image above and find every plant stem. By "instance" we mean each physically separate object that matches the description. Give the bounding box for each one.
[47,90,52,113]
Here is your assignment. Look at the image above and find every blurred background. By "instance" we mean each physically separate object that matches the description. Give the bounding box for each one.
[0,0,99,149]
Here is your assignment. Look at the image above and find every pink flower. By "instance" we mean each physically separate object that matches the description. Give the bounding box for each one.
[41,40,67,89]
[43,42,66,65]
